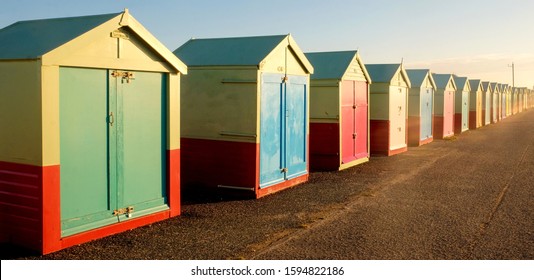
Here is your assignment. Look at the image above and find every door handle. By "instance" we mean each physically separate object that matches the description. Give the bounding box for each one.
[109,112,114,126]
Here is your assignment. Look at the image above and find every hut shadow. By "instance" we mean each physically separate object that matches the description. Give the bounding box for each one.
[0,243,40,260]
[181,185,253,206]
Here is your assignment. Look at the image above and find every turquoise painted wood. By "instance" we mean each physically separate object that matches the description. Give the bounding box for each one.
[60,67,167,236]
[260,73,307,188]
[420,88,433,140]
[60,67,116,235]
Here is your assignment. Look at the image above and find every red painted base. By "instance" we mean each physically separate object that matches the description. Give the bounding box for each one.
[469,111,477,129]
[256,174,308,199]
[454,113,463,134]
[407,116,421,147]
[181,137,309,199]
[310,122,340,171]
[370,119,407,156]
[0,148,180,255]
[181,138,258,191]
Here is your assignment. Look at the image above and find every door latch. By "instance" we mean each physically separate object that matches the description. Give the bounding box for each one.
[113,206,134,217]
[109,112,114,126]
[353,133,357,139]
[281,168,288,173]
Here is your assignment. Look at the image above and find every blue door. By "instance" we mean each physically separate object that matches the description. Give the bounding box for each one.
[260,73,307,188]
[420,88,433,140]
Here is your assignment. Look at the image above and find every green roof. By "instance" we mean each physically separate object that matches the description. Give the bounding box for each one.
[481,81,491,91]
[305,50,356,79]
[174,35,288,66]
[0,13,120,60]
[469,79,482,92]
[433,74,453,89]
[453,76,469,91]
[365,64,401,83]
[406,69,430,87]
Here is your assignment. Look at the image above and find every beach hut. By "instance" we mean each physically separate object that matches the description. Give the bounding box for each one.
[366,64,411,156]
[501,84,508,119]
[174,34,313,198]
[432,74,456,139]
[0,10,186,254]
[512,87,518,115]
[306,50,371,171]
[453,76,471,134]
[507,86,513,116]
[481,82,492,125]
[469,79,484,129]
[406,69,436,146]
[491,83,500,123]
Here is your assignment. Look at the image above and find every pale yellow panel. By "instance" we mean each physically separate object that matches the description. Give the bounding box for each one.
[391,70,408,88]
[167,73,180,150]
[41,65,60,166]
[181,68,258,143]
[52,28,174,72]
[309,81,339,124]
[262,46,307,76]
[0,61,43,165]
[389,86,407,150]
[369,83,390,120]
[408,87,422,116]
[342,59,367,81]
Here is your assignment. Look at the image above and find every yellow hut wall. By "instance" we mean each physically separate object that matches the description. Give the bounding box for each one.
[369,83,390,120]
[181,67,259,143]
[309,81,340,123]
[0,61,43,166]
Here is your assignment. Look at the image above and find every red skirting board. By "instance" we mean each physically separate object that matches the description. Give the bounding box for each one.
[181,137,307,199]
[0,148,181,254]
[469,111,477,129]
[310,122,340,171]
[370,120,407,156]
[454,113,463,134]
[407,116,421,147]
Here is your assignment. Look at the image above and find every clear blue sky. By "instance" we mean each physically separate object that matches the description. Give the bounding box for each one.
[2,0,533,87]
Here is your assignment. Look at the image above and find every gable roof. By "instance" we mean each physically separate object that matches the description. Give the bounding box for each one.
[0,13,120,60]
[432,74,457,90]
[453,76,470,92]
[0,10,187,74]
[406,69,436,89]
[305,50,371,82]
[481,81,491,92]
[490,82,499,92]
[174,34,313,73]
[366,63,411,87]
[469,79,482,92]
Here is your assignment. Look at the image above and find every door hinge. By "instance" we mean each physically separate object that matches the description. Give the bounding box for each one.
[111,70,135,83]
[113,206,134,217]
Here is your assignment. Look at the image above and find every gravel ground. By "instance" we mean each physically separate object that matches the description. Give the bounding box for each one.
[2,110,533,260]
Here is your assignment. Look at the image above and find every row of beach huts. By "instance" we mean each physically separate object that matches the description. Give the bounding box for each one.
[1,10,532,254]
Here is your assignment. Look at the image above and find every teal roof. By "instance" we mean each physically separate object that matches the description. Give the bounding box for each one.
[481,81,490,91]
[433,74,452,89]
[365,64,401,83]
[0,13,120,60]
[305,50,356,79]
[469,79,481,91]
[174,35,287,66]
[406,69,430,87]
[453,76,468,90]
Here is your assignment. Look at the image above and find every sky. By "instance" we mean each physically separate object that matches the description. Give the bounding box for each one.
[1,0,533,88]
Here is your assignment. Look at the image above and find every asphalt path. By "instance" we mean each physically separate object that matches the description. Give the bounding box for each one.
[3,110,533,260]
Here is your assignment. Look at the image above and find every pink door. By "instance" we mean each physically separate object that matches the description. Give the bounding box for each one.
[341,81,356,164]
[444,90,454,137]
[354,81,368,159]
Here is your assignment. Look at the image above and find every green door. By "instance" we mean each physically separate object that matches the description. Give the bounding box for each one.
[60,67,167,237]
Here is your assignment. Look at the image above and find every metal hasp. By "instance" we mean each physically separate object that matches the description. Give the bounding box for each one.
[113,206,134,216]
[111,70,135,83]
